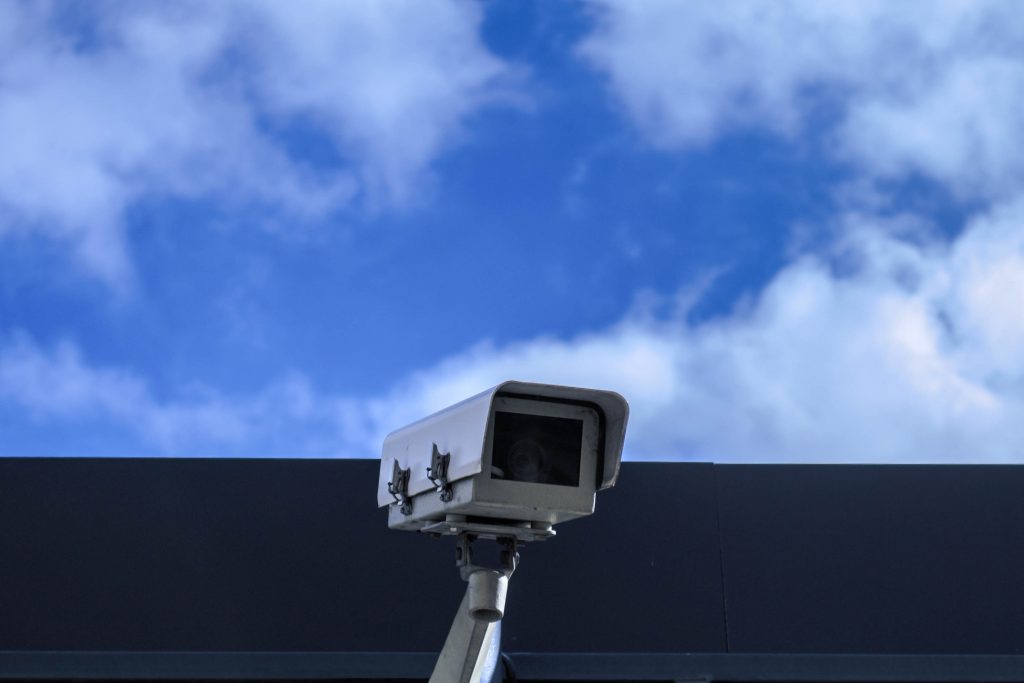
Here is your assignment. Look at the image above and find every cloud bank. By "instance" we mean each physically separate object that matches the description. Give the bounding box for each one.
[3,1,1023,462]
[4,200,1024,461]
[358,201,1024,462]
[0,0,516,285]
[0,332,362,456]
[579,0,1024,199]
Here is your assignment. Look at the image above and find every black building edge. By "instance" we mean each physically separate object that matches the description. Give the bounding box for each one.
[2,458,1023,681]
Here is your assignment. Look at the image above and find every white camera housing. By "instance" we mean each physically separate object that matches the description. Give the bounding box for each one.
[376,381,629,535]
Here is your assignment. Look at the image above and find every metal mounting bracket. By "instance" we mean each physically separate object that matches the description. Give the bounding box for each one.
[387,459,413,516]
[426,443,454,502]
[421,516,555,543]
[455,534,520,581]
[429,530,522,682]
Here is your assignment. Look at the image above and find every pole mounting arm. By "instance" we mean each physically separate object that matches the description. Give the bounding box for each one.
[429,531,524,683]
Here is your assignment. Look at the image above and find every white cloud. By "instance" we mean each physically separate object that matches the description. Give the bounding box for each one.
[548,0,1024,461]
[248,0,520,205]
[353,199,1024,462]
[5,1,1024,464]
[578,0,1024,198]
[4,200,1023,461]
[0,332,366,456]
[0,1,516,286]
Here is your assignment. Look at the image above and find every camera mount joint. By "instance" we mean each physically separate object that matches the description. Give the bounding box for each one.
[455,533,520,582]
[387,459,413,516]
[426,443,454,502]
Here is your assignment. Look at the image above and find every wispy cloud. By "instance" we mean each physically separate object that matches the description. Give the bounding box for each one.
[4,199,1024,461]
[0,1,518,286]
[5,1,1024,463]
[578,0,1024,199]
[355,200,1024,462]
[0,331,367,456]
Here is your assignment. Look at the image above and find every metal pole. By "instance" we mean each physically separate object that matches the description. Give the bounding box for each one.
[429,571,505,683]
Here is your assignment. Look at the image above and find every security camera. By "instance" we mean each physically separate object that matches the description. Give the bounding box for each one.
[376,380,629,540]
[377,381,629,682]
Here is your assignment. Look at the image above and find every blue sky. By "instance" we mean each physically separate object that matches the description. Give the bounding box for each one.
[2,0,1024,461]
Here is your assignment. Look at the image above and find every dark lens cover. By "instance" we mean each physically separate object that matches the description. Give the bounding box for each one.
[491,411,582,487]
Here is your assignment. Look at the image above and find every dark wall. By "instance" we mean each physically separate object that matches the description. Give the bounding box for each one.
[503,462,725,653]
[0,459,457,652]
[716,465,1024,654]
[1,459,1023,655]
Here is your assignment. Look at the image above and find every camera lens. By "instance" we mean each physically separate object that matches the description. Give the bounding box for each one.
[491,410,582,487]
[506,439,546,482]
